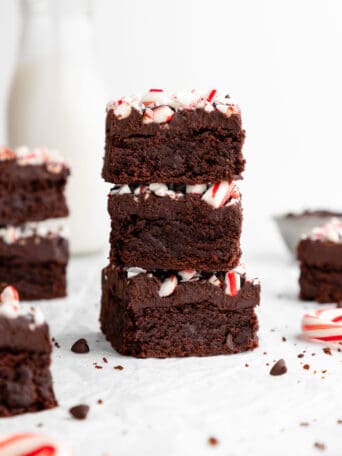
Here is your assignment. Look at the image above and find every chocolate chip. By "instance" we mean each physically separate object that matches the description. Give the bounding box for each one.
[114,365,124,371]
[314,442,326,451]
[323,347,332,356]
[208,437,219,446]
[69,404,89,420]
[269,359,287,376]
[71,338,89,354]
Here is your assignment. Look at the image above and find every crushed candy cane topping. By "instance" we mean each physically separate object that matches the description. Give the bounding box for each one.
[121,265,258,298]
[306,218,342,243]
[107,89,240,123]
[0,145,67,173]
[0,285,45,326]
[110,182,240,209]
[0,219,69,245]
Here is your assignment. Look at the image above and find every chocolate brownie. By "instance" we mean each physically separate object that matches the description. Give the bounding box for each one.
[108,182,242,270]
[0,146,69,225]
[0,285,57,416]
[103,89,245,184]
[0,221,69,300]
[100,264,260,358]
[298,219,342,303]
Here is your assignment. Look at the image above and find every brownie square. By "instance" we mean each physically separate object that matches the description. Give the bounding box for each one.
[103,89,245,184]
[0,222,69,300]
[108,182,242,271]
[0,146,69,225]
[298,220,342,303]
[0,286,57,417]
[100,265,260,358]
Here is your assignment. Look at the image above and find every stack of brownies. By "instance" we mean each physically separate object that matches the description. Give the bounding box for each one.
[0,146,70,300]
[100,89,260,358]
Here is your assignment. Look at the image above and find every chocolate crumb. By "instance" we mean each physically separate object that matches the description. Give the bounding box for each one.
[303,364,310,370]
[71,338,89,354]
[314,442,326,451]
[114,365,124,370]
[103,357,108,363]
[298,354,304,358]
[245,363,249,367]
[300,422,309,427]
[52,337,60,349]
[322,370,327,374]
[36,422,43,428]
[95,365,103,369]
[270,359,287,376]
[208,437,219,446]
[263,352,267,355]
[323,347,332,356]
[69,404,89,420]
[311,353,316,356]
[282,337,287,342]
[337,420,342,424]
[97,399,103,405]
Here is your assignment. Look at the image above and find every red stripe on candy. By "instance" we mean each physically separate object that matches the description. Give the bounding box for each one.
[149,89,163,92]
[212,182,220,198]
[0,434,35,449]
[315,335,342,342]
[207,89,217,102]
[332,315,342,323]
[22,445,56,456]
[228,272,238,296]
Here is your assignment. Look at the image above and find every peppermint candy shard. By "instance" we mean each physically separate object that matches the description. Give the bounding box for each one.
[178,269,197,282]
[113,101,132,120]
[0,146,15,161]
[224,271,241,296]
[186,184,207,195]
[302,307,342,342]
[201,181,237,209]
[1,285,19,304]
[208,274,221,288]
[126,267,146,279]
[158,275,178,298]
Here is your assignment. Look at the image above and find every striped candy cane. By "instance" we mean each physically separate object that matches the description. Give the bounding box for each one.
[0,433,72,455]
[302,308,342,342]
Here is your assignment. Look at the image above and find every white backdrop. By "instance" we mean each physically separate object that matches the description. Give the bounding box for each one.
[1,0,342,253]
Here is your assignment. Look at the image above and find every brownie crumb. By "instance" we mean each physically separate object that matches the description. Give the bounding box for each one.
[36,423,43,428]
[270,359,287,376]
[71,338,89,354]
[69,404,89,420]
[114,365,124,370]
[323,347,332,356]
[337,420,342,424]
[95,365,103,369]
[52,337,60,349]
[314,442,326,451]
[303,364,310,370]
[322,370,327,374]
[282,337,287,342]
[245,363,249,367]
[97,399,103,405]
[103,357,108,363]
[300,422,309,427]
[298,354,305,358]
[208,437,219,446]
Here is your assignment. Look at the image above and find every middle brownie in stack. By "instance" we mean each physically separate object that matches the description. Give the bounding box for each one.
[101,89,260,358]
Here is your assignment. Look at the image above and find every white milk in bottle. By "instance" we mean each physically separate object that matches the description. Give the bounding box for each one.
[7,0,108,254]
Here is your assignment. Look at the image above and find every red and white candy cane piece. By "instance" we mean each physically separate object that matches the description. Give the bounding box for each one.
[302,308,342,342]
[215,103,241,117]
[201,181,236,208]
[1,285,19,304]
[186,184,207,195]
[141,89,166,107]
[178,269,197,282]
[158,275,178,297]
[208,274,221,288]
[224,271,241,296]
[148,183,168,196]
[0,433,72,455]
[206,89,217,103]
[113,100,132,120]
[142,106,174,124]
[0,146,15,161]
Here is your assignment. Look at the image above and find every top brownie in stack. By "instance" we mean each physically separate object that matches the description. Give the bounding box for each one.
[0,146,69,225]
[103,89,245,184]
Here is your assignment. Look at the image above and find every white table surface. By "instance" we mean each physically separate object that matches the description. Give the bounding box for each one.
[1,233,342,456]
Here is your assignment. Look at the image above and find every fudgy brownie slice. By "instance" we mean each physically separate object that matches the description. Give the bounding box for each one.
[0,220,69,300]
[103,89,245,184]
[0,285,58,416]
[108,181,242,270]
[100,264,260,358]
[0,146,69,225]
[298,218,342,303]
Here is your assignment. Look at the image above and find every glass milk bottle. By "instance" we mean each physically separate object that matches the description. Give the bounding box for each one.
[7,0,107,254]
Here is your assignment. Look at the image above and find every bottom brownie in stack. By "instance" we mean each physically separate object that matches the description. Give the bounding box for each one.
[298,218,342,303]
[100,265,260,358]
[0,219,69,300]
[0,285,57,417]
